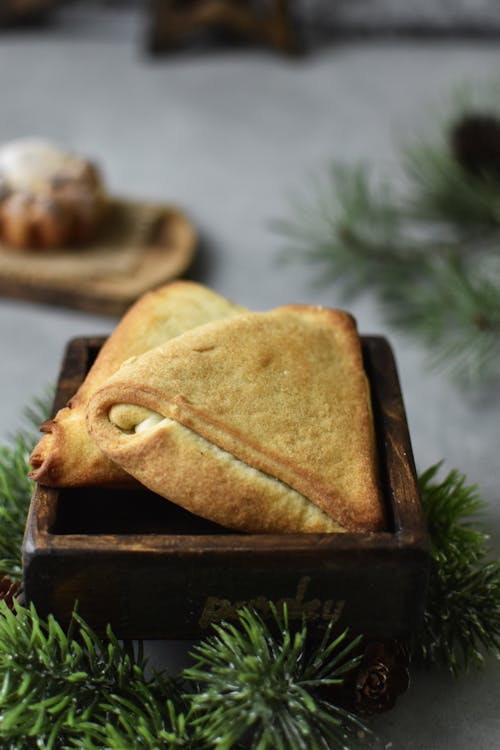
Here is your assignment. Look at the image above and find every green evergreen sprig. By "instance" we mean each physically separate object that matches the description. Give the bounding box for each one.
[0,598,368,750]
[413,463,500,675]
[274,93,500,386]
[0,390,53,582]
[84,695,194,750]
[0,600,183,750]
[184,605,367,750]
[73,683,195,750]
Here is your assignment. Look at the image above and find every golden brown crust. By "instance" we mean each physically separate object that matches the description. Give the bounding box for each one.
[29,281,246,486]
[87,305,384,532]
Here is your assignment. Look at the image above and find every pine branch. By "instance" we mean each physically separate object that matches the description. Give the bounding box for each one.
[184,604,368,750]
[404,143,500,230]
[413,463,500,675]
[0,597,371,750]
[0,600,182,750]
[72,690,195,750]
[0,388,53,582]
[274,100,500,387]
[381,254,500,383]
[275,164,422,296]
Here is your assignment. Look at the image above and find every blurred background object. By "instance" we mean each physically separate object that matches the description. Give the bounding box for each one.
[0,0,56,26]
[2,1,500,46]
[147,0,299,55]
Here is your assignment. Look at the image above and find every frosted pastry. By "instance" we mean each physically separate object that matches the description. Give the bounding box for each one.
[87,306,384,533]
[29,281,246,487]
[0,138,105,250]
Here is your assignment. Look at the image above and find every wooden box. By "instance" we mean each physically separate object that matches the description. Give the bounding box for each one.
[23,335,429,640]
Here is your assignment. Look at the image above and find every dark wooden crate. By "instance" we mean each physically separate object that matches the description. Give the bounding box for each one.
[23,335,429,640]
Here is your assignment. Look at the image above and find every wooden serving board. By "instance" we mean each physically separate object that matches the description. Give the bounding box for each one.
[23,335,429,641]
[0,198,196,316]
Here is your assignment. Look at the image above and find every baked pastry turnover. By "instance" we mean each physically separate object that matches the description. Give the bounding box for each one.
[0,138,105,250]
[87,305,384,533]
[29,281,246,487]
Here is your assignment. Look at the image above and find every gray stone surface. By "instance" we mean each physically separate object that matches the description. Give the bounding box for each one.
[0,6,499,748]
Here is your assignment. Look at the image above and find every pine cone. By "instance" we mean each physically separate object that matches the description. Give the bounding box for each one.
[316,637,410,716]
[0,576,20,611]
[450,113,500,179]
[351,639,410,716]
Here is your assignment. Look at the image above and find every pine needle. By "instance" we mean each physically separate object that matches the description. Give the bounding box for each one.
[0,601,183,749]
[274,92,500,387]
[413,463,500,675]
[0,388,54,582]
[184,604,368,750]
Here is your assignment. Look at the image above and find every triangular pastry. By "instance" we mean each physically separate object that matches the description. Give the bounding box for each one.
[86,306,384,533]
[29,281,246,486]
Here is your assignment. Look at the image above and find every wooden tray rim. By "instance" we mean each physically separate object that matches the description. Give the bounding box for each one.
[24,334,428,562]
